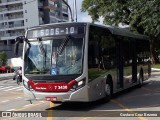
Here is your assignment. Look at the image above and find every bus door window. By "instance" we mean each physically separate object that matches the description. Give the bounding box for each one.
[116,38,124,88]
[88,36,100,69]
[121,38,138,84]
[136,40,150,77]
[88,25,117,82]
[131,40,137,83]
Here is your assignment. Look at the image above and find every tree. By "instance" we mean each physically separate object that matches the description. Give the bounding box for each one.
[0,51,7,66]
[82,0,160,64]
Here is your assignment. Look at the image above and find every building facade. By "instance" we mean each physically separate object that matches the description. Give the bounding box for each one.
[0,0,69,58]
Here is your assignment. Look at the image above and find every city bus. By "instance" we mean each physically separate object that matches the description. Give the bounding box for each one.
[15,22,151,103]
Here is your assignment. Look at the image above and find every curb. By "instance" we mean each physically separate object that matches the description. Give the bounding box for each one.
[151,68,160,72]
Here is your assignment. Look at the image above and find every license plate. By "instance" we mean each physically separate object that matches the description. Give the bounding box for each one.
[45,97,57,101]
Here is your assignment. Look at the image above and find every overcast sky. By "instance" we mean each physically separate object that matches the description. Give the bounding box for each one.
[68,0,126,27]
[68,0,92,22]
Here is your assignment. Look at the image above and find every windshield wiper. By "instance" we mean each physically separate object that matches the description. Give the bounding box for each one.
[24,38,31,48]
[37,37,47,70]
[37,37,46,55]
[57,35,71,56]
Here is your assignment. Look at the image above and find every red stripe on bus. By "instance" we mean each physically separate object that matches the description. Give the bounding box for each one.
[28,80,77,92]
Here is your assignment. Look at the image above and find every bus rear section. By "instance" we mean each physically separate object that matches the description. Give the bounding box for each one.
[87,24,151,102]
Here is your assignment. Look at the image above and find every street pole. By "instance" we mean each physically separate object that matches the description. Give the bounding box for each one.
[62,0,74,22]
[60,0,63,22]
[74,0,77,22]
[73,0,75,21]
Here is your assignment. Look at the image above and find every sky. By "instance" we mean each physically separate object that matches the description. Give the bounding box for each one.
[68,0,102,23]
[68,0,127,27]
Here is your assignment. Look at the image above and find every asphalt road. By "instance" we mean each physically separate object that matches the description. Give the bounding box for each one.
[0,72,160,120]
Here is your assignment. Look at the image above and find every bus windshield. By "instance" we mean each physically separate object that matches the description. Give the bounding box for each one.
[24,36,84,75]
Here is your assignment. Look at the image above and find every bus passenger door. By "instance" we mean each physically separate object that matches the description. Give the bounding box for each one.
[116,40,123,88]
[132,41,137,83]
[122,39,137,87]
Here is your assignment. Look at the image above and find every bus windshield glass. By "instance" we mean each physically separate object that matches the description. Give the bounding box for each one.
[24,36,84,75]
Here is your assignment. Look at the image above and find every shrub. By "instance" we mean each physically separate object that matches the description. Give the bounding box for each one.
[0,51,7,66]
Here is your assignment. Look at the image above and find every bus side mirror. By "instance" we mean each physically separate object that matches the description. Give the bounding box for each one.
[14,36,24,57]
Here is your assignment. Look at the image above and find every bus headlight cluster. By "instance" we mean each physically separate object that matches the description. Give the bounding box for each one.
[70,78,86,92]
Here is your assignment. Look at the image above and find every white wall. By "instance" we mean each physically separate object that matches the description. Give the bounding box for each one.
[8,57,22,67]
[23,0,39,29]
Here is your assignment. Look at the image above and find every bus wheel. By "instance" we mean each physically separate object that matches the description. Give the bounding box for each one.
[103,82,112,102]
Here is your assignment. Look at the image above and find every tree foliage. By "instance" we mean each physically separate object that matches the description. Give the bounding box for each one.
[82,0,160,63]
[0,51,7,66]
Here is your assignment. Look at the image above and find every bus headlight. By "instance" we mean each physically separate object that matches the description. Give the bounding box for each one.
[70,78,86,92]
[23,80,28,89]
[23,80,34,91]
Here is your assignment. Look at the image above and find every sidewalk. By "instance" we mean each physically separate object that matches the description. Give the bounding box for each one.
[151,68,160,72]
[0,73,14,81]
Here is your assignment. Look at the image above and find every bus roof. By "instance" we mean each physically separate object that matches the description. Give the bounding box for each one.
[27,22,149,40]
[89,23,149,40]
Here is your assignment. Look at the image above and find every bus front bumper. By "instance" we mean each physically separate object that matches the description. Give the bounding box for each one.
[23,85,89,102]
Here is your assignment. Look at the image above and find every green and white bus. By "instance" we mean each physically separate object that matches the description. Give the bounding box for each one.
[15,22,151,103]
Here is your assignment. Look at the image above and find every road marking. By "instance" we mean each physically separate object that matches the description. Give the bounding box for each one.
[47,102,54,120]
[14,97,22,100]
[111,100,148,120]
[50,101,54,107]
[80,100,150,120]
[11,91,23,94]
[15,88,23,91]
[6,109,15,111]
[79,117,92,120]
[13,101,48,111]
[23,104,33,107]
[4,86,22,91]
[116,92,160,101]
[0,86,13,90]
[0,95,22,103]
[1,100,9,103]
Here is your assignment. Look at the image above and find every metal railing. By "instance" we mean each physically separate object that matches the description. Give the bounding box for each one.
[0,23,24,29]
[0,32,24,37]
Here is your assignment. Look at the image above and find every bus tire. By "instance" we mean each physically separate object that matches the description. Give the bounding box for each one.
[102,81,112,103]
[138,70,143,87]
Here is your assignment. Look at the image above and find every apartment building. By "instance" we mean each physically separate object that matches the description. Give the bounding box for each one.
[0,0,69,58]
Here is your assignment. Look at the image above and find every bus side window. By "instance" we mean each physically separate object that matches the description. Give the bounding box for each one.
[94,42,100,65]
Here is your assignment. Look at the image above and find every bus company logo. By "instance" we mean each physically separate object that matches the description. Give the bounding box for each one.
[48,85,53,90]
[35,87,46,90]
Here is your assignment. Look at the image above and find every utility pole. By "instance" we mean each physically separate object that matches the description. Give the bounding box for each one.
[74,0,77,22]
[62,0,74,22]
[60,0,63,22]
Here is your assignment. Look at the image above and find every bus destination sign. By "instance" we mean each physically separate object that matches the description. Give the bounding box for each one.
[27,26,79,39]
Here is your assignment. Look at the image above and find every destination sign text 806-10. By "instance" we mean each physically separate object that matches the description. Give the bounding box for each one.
[27,27,79,38]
